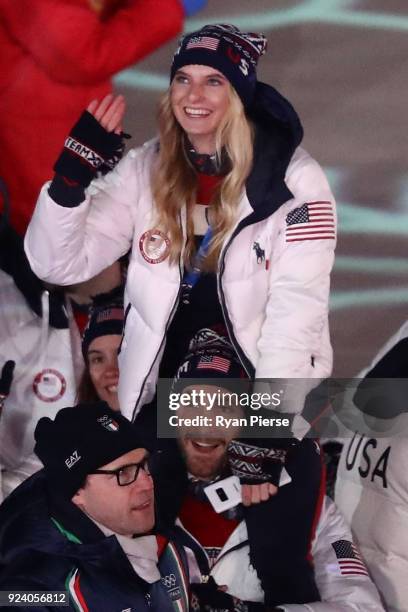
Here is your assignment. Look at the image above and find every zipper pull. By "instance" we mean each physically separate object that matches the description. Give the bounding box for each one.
[145,592,151,607]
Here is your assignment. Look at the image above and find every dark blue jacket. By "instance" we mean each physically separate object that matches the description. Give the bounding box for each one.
[0,471,190,612]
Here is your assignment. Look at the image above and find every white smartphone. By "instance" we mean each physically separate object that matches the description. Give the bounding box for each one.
[204,468,292,513]
[204,475,242,513]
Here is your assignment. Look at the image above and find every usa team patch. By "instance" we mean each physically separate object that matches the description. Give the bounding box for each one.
[32,368,66,402]
[285,201,335,242]
[139,229,170,264]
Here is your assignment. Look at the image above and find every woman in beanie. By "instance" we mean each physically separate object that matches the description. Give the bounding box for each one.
[26,23,336,426]
[77,289,125,410]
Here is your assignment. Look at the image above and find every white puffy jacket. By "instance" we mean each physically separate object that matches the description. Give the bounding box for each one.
[25,137,336,422]
[0,269,82,500]
[335,321,408,611]
[182,496,384,611]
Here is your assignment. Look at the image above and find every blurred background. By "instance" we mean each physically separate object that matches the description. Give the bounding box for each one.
[114,0,408,376]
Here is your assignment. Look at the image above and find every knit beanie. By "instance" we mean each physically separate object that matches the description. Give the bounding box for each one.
[34,401,153,499]
[173,327,249,394]
[82,289,124,359]
[170,24,267,108]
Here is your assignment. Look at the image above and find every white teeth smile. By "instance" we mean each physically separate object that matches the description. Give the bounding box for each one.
[185,107,210,116]
[194,441,217,448]
[107,385,118,393]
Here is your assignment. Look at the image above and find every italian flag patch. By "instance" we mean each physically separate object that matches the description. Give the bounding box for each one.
[66,568,89,612]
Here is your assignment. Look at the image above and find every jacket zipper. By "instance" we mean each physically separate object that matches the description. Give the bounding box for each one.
[212,538,249,567]
[117,302,131,356]
[131,207,258,420]
[217,224,254,378]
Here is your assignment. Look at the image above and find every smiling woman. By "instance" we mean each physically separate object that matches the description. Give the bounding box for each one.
[170,65,231,154]
[77,290,124,411]
[25,22,337,424]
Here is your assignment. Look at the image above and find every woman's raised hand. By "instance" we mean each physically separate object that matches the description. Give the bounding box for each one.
[52,93,129,188]
[87,94,126,134]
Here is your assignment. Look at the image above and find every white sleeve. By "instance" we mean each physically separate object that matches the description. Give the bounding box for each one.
[24,147,145,285]
[278,498,384,611]
[255,150,336,383]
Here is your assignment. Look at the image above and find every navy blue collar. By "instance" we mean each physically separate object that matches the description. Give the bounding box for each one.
[184,137,230,176]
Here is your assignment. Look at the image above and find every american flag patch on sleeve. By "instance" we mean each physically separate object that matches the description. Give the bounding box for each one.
[285,201,335,242]
[332,540,369,576]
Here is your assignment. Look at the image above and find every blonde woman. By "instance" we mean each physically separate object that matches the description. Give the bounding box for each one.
[26,23,337,605]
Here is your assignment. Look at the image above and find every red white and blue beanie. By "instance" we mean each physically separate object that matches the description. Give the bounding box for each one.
[170,24,267,108]
[81,288,124,359]
[173,327,249,393]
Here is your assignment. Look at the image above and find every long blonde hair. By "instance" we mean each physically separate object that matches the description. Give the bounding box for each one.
[151,84,254,271]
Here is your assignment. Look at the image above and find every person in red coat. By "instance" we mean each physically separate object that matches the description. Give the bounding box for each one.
[0,0,203,235]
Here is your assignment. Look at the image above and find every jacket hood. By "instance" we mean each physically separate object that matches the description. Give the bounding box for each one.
[249,81,303,153]
[243,82,304,221]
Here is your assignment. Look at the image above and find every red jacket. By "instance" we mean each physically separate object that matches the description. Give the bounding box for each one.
[0,0,183,234]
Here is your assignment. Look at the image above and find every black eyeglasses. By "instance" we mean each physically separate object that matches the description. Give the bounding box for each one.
[89,457,151,487]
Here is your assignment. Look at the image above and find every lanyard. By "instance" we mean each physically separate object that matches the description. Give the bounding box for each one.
[181,226,213,305]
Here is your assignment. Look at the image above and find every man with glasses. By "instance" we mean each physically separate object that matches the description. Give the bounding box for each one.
[0,402,190,611]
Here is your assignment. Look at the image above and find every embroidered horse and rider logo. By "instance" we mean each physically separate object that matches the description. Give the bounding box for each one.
[253,241,265,264]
